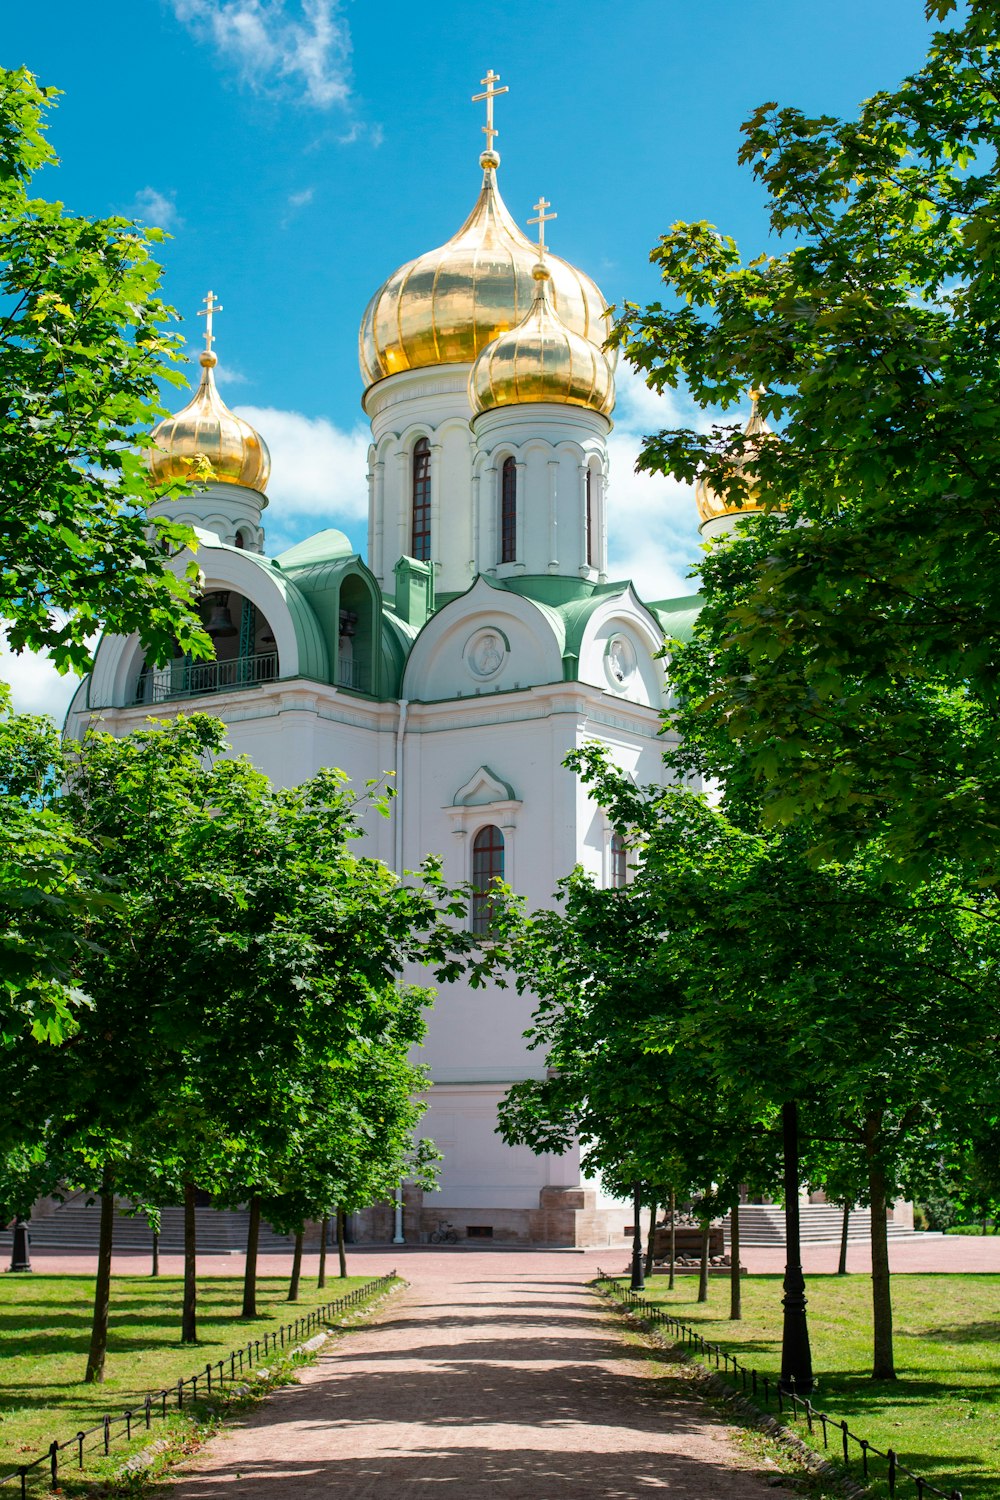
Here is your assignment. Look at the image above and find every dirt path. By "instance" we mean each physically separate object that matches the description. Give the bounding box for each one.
[164,1257,791,1498]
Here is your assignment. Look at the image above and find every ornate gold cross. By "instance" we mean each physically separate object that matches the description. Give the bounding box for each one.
[472,69,508,153]
[197,289,223,356]
[528,196,557,254]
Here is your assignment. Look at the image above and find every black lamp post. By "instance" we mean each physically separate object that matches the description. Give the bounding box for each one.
[9,1217,31,1273]
[630,1181,645,1291]
[780,1101,813,1394]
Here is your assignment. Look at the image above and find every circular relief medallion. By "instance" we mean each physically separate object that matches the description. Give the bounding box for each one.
[605,633,637,690]
[466,628,507,680]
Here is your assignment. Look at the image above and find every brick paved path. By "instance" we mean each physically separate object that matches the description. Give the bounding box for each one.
[165,1256,791,1498]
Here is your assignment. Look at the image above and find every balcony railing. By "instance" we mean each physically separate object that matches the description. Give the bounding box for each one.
[337,657,362,690]
[135,651,279,705]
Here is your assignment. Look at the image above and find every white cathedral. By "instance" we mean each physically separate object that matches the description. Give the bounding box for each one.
[67,76,756,1246]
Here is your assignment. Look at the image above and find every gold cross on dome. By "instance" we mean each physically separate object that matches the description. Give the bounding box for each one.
[528,196,557,254]
[472,68,508,153]
[197,289,223,355]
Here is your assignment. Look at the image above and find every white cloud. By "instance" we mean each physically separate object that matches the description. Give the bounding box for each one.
[605,363,708,601]
[130,186,181,230]
[1,631,84,722]
[287,186,314,208]
[171,0,353,110]
[237,405,369,542]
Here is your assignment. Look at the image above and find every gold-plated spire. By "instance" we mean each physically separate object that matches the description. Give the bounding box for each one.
[528,196,557,255]
[695,388,776,526]
[197,289,222,358]
[358,100,612,390]
[472,68,508,167]
[468,206,615,418]
[147,292,270,493]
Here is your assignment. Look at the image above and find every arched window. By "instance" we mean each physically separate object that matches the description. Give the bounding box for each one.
[610,831,627,888]
[586,466,594,568]
[472,824,505,935]
[412,437,431,561]
[501,456,517,563]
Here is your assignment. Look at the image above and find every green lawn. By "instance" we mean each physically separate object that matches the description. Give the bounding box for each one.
[0,1272,387,1491]
[618,1272,999,1500]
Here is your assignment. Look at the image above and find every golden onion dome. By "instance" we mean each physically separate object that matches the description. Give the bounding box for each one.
[148,349,270,494]
[358,154,612,389]
[469,259,615,417]
[695,390,775,526]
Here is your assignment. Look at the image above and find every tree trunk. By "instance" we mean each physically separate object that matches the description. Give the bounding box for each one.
[317,1214,329,1289]
[868,1154,895,1379]
[697,1217,710,1303]
[337,1206,347,1278]
[668,1187,676,1291]
[838,1201,851,1276]
[151,1227,160,1278]
[181,1181,197,1343]
[241,1194,261,1318]
[288,1227,303,1301]
[729,1200,742,1320]
[84,1168,115,1383]
[644,1196,657,1277]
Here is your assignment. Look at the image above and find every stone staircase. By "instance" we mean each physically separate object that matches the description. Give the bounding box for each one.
[0,1201,296,1254]
[725,1205,915,1247]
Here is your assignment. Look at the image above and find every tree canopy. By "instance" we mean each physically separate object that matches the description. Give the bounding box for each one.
[1,66,207,674]
[611,0,1000,882]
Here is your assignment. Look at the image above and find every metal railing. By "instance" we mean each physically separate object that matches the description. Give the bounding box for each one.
[135,651,279,704]
[1,1271,396,1497]
[595,1274,961,1500]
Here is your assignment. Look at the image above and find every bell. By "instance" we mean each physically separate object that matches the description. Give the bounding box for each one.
[203,592,237,638]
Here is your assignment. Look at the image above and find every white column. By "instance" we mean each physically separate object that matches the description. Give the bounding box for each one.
[366,453,376,575]
[501,817,516,890]
[547,458,559,572]
[430,439,443,575]
[470,468,481,579]
[484,463,497,573]
[598,464,609,581]
[373,459,385,584]
[396,449,408,563]
[578,462,589,576]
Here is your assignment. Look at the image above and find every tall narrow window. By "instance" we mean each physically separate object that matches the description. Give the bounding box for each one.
[412,437,431,561]
[472,824,505,935]
[610,831,627,889]
[501,456,517,563]
[586,466,594,568]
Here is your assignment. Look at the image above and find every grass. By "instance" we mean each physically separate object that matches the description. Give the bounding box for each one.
[0,1271,388,1491]
[614,1271,1000,1499]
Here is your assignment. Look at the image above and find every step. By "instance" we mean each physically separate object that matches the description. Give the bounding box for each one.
[0,1203,296,1254]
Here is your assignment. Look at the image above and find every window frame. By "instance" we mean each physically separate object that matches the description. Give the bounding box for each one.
[411,436,431,561]
[500,455,517,564]
[471,823,505,936]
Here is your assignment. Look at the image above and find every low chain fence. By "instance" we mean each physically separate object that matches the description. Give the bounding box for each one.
[2,1271,397,1498]
[595,1273,961,1500]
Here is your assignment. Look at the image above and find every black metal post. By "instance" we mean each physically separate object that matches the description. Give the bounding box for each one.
[9,1218,31,1273]
[630,1181,645,1291]
[780,1101,813,1394]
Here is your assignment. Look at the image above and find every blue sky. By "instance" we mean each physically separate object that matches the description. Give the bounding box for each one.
[4,0,938,714]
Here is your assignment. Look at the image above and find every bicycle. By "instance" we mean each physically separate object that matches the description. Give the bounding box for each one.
[429,1220,460,1244]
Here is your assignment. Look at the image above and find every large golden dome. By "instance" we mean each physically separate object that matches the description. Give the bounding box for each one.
[148,349,270,494]
[695,391,775,526]
[359,155,612,389]
[470,260,614,417]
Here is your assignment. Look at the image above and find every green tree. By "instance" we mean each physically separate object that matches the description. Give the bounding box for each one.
[1,66,207,674]
[2,714,474,1379]
[611,0,1000,881]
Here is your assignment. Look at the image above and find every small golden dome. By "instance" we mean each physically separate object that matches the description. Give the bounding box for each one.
[469,260,615,416]
[148,349,270,494]
[359,159,612,389]
[695,390,775,526]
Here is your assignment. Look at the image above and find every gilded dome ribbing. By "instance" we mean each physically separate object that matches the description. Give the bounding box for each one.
[695,391,775,526]
[470,260,615,416]
[358,157,612,389]
[148,350,270,494]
